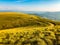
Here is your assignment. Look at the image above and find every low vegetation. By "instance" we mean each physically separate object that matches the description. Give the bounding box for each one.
[0,28,60,45]
[0,12,60,45]
[0,12,51,30]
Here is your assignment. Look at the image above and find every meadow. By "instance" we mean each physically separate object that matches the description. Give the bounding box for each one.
[0,12,60,45]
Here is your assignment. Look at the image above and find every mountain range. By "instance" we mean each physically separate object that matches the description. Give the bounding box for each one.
[20,11,60,21]
[0,10,60,21]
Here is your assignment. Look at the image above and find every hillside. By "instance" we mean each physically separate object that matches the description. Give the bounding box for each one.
[0,12,60,45]
[0,12,51,30]
[26,11,60,21]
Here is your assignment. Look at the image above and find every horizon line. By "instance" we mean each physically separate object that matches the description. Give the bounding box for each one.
[0,10,60,12]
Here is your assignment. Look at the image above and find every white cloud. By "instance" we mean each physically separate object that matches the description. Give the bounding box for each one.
[45,3,60,12]
[0,3,60,12]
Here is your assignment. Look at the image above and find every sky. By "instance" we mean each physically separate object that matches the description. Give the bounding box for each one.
[0,0,60,12]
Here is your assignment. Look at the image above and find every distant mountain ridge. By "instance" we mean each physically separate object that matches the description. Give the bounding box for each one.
[0,10,60,21]
[21,11,60,21]
[37,12,60,21]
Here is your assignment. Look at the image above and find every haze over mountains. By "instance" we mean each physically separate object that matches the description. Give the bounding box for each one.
[0,10,60,21]
[20,11,60,21]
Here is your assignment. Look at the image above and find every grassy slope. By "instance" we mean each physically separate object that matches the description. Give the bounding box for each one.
[0,12,57,33]
[0,12,51,30]
[0,12,59,31]
[0,12,60,31]
[0,12,60,45]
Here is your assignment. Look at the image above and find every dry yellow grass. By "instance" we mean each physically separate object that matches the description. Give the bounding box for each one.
[0,12,60,45]
[0,12,56,33]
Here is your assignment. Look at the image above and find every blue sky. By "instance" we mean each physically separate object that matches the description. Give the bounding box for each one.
[0,0,60,11]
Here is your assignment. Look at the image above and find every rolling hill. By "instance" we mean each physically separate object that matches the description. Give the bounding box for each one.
[21,11,60,21]
[0,12,51,30]
[0,12,60,45]
[38,12,60,21]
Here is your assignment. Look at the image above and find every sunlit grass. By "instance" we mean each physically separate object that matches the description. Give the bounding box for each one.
[0,12,60,45]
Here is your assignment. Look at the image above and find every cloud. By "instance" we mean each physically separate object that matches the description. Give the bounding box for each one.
[0,3,60,12]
